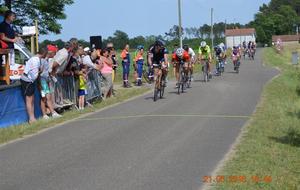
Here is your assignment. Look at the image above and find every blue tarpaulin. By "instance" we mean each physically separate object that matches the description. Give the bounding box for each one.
[0,85,42,128]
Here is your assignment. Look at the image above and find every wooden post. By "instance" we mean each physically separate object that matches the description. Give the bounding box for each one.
[35,19,39,52]
[30,35,35,54]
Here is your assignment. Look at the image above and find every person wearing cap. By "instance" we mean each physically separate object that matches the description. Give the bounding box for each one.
[40,45,62,119]
[120,44,131,88]
[82,47,101,71]
[134,45,144,86]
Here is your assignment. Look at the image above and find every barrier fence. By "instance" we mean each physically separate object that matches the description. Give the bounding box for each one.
[53,69,103,109]
[86,69,103,102]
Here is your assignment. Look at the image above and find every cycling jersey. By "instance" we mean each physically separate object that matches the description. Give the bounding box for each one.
[149,45,168,65]
[172,50,190,62]
[199,45,211,60]
[188,48,196,61]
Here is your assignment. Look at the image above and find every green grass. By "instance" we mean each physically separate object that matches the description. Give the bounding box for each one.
[0,87,150,145]
[211,45,300,190]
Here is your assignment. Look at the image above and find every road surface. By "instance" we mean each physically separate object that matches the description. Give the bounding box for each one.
[0,50,278,190]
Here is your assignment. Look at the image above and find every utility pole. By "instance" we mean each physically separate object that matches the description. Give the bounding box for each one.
[211,8,214,48]
[178,0,183,48]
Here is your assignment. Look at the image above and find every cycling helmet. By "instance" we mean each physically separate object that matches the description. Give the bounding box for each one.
[183,44,189,51]
[176,48,184,58]
[155,39,166,47]
[200,41,207,48]
[137,45,144,50]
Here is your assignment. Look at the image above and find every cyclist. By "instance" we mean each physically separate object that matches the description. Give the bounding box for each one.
[134,45,144,86]
[148,39,169,89]
[251,41,256,56]
[214,45,225,75]
[198,41,212,78]
[172,47,190,88]
[183,44,196,81]
[232,46,241,71]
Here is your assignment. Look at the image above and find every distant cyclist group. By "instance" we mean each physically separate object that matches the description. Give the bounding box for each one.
[123,39,256,101]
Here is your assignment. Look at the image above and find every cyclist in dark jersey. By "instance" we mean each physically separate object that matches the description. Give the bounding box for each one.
[148,39,169,87]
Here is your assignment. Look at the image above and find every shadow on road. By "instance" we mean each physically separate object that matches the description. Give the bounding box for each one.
[226,71,239,74]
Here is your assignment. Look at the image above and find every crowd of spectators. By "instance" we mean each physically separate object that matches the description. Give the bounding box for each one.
[0,10,147,124]
[18,38,123,123]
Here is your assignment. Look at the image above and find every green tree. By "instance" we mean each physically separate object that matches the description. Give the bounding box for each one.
[106,30,129,50]
[165,25,184,40]
[2,0,73,34]
[256,26,268,45]
[129,36,146,49]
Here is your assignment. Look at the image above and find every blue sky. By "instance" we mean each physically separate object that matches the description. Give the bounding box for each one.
[41,0,270,41]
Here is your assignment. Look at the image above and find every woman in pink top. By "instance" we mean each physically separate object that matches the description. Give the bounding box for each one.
[99,48,113,99]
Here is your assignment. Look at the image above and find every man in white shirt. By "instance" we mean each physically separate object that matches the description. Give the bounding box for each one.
[20,48,48,124]
[51,38,78,75]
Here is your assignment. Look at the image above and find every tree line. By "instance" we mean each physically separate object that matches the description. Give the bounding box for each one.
[40,22,246,51]
[249,0,300,45]
[2,0,300,48]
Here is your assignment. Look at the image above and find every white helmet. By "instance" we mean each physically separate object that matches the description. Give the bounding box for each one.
[200,41,207,48]
[176,48,184,58]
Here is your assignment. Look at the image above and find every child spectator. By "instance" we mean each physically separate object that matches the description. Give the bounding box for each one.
[40,46,62,119]
[20,48,48,124]
[78,64,87,110]
[134,45,144,86]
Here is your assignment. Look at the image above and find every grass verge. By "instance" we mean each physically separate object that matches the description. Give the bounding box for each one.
[0,87,150,145]
[210,46,300,190]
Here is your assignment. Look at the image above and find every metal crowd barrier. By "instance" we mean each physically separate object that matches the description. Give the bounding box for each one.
[53,75,77,109]
[52,69,103,110]
[86,69,103,102]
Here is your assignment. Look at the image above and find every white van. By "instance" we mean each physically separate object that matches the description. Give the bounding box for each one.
[9,42,33,80]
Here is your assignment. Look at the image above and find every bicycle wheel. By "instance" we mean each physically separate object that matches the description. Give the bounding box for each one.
[177,66,182,94]
[153,75,160,101]
[203,65,208,82]
[181,70,186,93]
[236,61,240,73]
[160,82,165,98]
[142,70,150,84]
[186,70,191,88]
[154,88,158,101]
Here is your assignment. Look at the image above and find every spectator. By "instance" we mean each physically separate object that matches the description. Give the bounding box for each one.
[99,48,113,99]
[106,43,118,95]
[20,48,48,124]
[50,38,78,106]
[40,46,62,119]
[82,47,101,71]
[134,45,144,86]
[0,10,18,66]
[78,64,87,110]
[120,44,131,88]
[51,38,78,75]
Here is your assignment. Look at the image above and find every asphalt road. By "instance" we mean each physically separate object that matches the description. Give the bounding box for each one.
[0,50,278,190]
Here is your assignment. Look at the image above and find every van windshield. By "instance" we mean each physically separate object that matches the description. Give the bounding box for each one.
[15,42,33,57]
